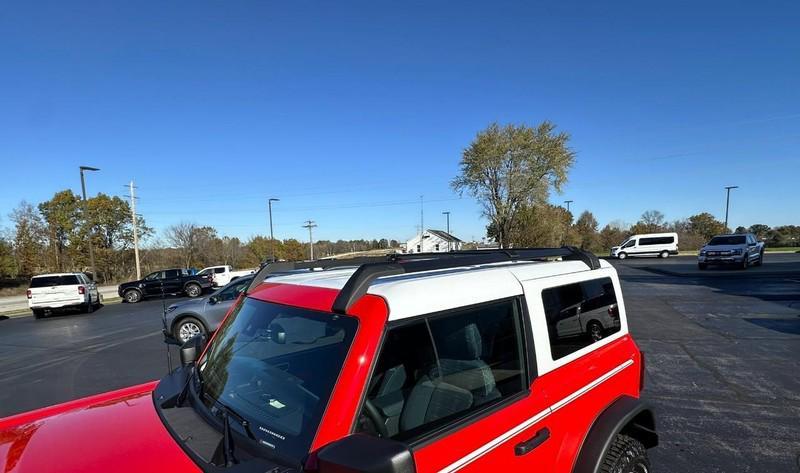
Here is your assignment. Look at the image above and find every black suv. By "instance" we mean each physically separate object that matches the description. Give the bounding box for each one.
[118,268,213,303]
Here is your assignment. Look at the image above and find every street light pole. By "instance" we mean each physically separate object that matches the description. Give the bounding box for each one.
[724,186,738,230]
[564,200,573,213]
[442,211,451,252]
[268,198,279,261]
[80,166,100,280]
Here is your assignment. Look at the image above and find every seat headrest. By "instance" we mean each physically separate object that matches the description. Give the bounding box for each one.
[439,323,482,360]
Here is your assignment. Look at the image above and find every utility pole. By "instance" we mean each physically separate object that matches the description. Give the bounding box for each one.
[128,180,141,279]
[419,195,424,237]
[268,198,279,261]
[302,220,317,260]
[724,186,738,230]
[442,211,451,252]
[80,166,100,281]
[564,200,573,213]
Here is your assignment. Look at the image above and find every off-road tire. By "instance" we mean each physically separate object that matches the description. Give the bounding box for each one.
[184,283,202,298]
[600,434,651,473]
[124,289,142,303]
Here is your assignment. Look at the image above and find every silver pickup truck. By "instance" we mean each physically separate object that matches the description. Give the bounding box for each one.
[698,233,765,269]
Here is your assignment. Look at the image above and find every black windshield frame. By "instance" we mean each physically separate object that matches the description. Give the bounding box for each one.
[195,297,358,463]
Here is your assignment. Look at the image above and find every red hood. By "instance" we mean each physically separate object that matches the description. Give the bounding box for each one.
[0,382,201,473]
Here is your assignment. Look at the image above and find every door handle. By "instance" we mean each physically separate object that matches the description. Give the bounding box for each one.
[514,427,550,456]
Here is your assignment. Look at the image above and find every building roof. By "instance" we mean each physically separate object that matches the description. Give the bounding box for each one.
[425,229,462,242]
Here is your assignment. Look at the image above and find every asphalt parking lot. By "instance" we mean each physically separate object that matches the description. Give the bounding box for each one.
[1,254,799,472]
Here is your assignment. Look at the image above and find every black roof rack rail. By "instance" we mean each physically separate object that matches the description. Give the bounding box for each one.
[246,246,600,314]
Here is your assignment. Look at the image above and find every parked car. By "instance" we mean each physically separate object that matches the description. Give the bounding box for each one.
[164,275,253,344]
[698,233,764,269]
[0,248,657,473]
[117,268,213,303]
[196,265,256,287]
[27,272,101,318]
[610,232,678,259]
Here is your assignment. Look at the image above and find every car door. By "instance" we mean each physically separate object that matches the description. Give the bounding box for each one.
[357,298,558,471]
[142,271,165,296]
[160,269,182,294]
[522,270,633,472]
[206,278,250,328]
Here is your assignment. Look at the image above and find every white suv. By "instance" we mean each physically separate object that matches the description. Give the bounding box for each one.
[27,272,101,318]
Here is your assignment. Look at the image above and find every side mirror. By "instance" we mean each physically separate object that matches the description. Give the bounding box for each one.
[316,434,415,473]
[208,295,219,304]
[179,336,203,366]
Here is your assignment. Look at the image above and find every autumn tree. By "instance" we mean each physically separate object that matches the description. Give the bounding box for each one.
[599,223,628,251]
[38,190,81,271]
[688,213,727,241]
[452,121,575,248]
[574,211,599,251]
[10,202,47,276]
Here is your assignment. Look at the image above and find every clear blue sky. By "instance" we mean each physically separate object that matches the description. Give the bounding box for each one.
[1,1,798,244]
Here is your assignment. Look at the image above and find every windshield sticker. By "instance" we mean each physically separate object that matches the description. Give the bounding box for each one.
[268,398,286,409]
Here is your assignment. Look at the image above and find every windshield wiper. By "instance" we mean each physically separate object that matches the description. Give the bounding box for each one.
[203,392,257,466]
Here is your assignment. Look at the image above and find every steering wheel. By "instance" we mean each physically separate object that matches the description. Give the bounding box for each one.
[362,399,390,438]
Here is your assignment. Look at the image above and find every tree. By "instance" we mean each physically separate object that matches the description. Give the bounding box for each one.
[10,202,47,276]
[688,213,727,241]
[748,224,771,240]
[574,211,599,251]
[495,203,576,248]
[452,121,575,248]
[165,223,219,268]
[630,210,666,234]
[38,190,81,271]
[599,223,627,252]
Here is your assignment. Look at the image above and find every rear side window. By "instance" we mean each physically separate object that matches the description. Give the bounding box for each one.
[214,267,226,273]
[639,236,674,245]
[356,299,526,442]
[541,277,620,360]
[30,275,80,287]
[164,269,180,278]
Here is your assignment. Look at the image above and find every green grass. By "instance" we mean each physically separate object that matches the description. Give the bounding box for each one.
[764,247,800,253]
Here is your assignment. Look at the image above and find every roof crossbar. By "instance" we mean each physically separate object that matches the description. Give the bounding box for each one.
[245,246,600,314]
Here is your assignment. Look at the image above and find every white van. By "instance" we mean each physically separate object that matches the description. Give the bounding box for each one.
[610,232,678,259]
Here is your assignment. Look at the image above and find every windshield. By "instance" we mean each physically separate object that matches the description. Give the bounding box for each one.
[30,275,79,287]
[198,297,358,462]
[709,235,746,245]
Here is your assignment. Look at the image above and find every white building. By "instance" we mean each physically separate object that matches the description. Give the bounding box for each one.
[405,229,463,253]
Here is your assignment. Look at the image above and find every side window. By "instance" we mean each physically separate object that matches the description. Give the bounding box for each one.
[357,299,526,441]
[542,277,620,360]
[164,269,180,279]
[220,280,249,300]
[622,239,636,248]
[215,267,226,274]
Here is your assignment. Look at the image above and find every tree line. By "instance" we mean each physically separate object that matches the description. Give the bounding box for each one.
[0,191,400,282]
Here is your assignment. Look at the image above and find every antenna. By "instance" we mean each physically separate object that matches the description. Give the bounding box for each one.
[161,279,173,372]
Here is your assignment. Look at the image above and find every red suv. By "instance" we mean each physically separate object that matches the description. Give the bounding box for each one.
[0,248,657,473]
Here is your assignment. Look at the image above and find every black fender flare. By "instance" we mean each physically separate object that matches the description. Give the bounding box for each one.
[572,395,658,473]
